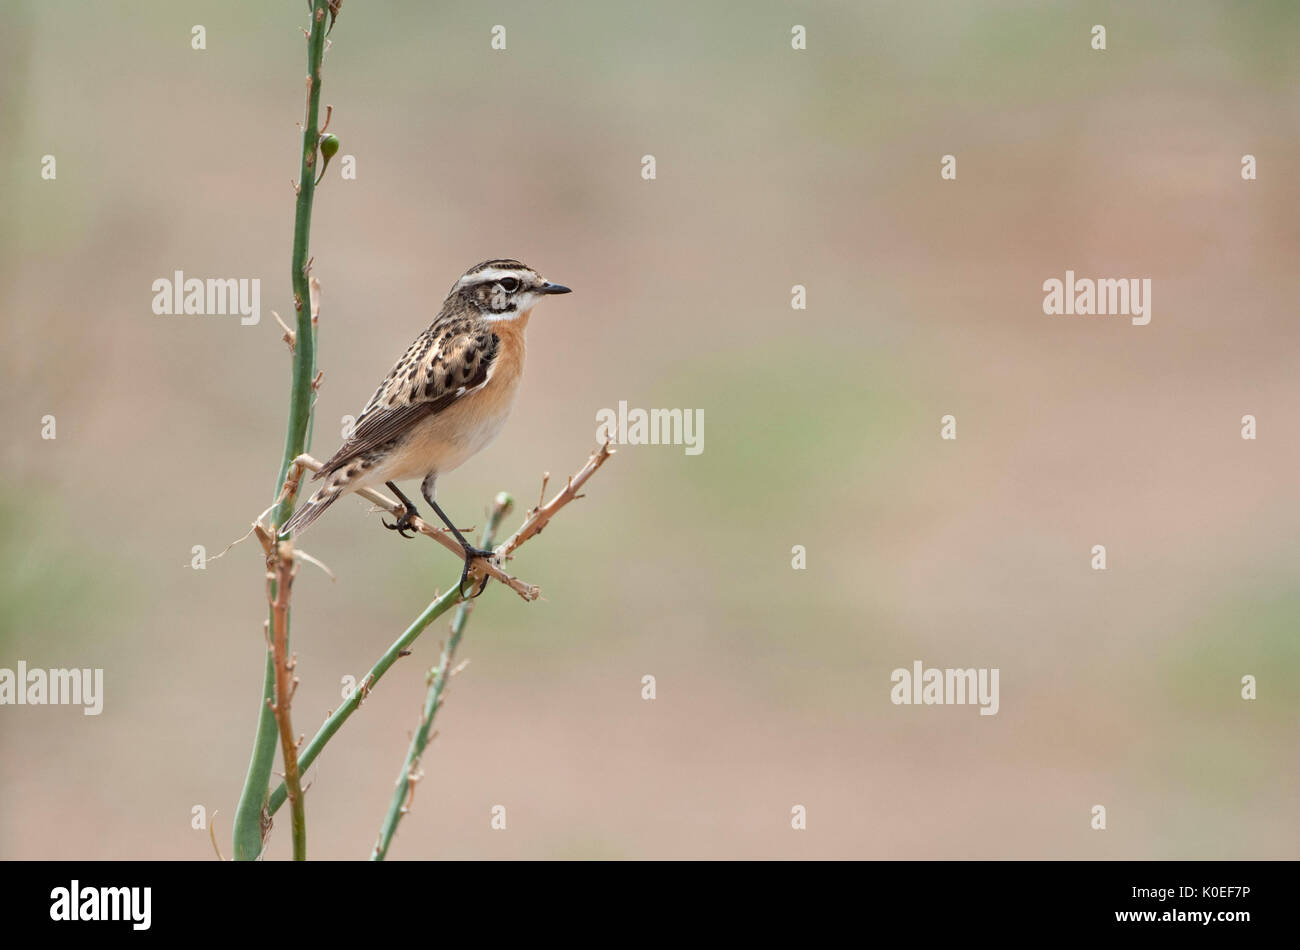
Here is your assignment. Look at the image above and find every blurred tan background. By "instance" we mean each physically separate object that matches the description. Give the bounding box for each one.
[2,0,1297,859]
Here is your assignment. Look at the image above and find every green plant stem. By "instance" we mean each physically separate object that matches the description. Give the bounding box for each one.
[265,445,615,819]
[232,0,331,862]
[371,494,514,860]
[266,582,468,817]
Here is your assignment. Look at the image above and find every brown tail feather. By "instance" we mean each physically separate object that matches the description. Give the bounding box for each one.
[281,486,342,536]
[280,453,380,537]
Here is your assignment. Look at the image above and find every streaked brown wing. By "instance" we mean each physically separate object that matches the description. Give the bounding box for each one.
[315,326,500,479]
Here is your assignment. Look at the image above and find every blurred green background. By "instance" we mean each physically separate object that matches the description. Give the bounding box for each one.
[1,0,1297,859]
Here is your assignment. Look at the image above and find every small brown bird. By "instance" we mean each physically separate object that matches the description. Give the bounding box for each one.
[282,259,571,592]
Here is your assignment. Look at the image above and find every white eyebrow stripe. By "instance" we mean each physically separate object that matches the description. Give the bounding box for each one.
[458,267,530,286]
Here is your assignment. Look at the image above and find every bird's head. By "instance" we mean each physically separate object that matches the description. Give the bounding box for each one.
[452,259,571,322]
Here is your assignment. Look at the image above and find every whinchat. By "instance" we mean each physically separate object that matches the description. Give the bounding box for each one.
[281,259,572,592]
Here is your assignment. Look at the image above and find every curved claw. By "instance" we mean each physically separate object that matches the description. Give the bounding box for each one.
[383,508,418,539]
[457,548,495,599]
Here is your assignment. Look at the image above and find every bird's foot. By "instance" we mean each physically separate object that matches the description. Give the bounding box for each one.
[457,545,495,599]
[382,506,419,539]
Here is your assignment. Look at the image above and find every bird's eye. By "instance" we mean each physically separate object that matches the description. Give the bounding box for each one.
[498,277,519,292]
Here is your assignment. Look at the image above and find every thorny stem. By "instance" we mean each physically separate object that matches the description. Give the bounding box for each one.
[264,444,613,821]
[233,0,332,862]
[371,494,514,860]
[288,454,539,599]
[267,535,307,860]
[266,584,464,817]
[495,442,614,559]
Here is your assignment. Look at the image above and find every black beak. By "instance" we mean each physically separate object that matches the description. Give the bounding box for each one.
[540,282,572,295]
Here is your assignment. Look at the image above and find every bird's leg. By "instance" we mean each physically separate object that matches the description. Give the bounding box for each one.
[421,478,492,597]
[382,481,421,539]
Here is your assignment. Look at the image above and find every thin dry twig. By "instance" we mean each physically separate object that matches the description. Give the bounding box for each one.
[263,442,616,824]
[208,810,226,862]
[294,547,335,580]
[273,310,296,351]
[279,455,540,599]
[267,443,614,600]
[254,524,307,859]
[496,441,615,559]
